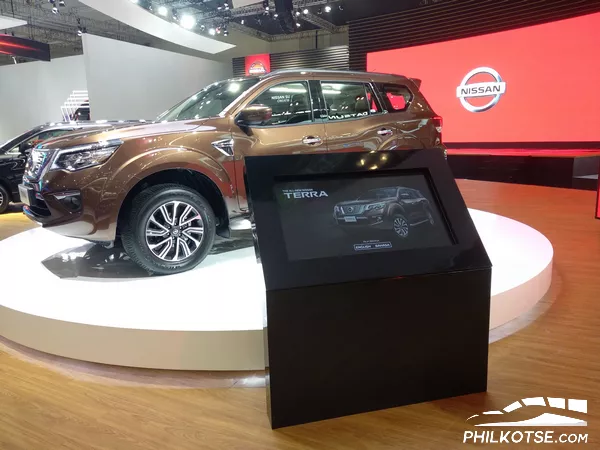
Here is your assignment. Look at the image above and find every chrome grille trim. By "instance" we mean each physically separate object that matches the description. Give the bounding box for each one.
[342,205,364,214]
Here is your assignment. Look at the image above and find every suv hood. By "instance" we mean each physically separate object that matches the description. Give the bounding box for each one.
[39,119,213,150]
[337,197,395,207]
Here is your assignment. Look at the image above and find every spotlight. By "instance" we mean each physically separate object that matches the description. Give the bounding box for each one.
[216,27,221,34]
[200,24,206,31]
[240,19,245,25]
[223,27,229,36]
[52,6,58,13]
[273,12,278,18]
[172,8,178,20]
[303,8,308,14]
[317,7,322,14]
[208,27,216,35]
[339,3,344,10]
[324,5,331,12]
[59,0,65,6]
[157,5,168,16]
[296,21,301,27]
[262,0,269,11]
[295,10,301,16]
[224,3,229,10]
[180,14,196,29]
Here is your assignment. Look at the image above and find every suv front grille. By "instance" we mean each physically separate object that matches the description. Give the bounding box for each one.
[342,205,365,214]
[25,149,54,180]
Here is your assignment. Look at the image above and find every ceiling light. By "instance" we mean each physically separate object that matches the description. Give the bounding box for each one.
[208,27,216,35]
[339,4,344,10]
[223,28,229,36]
[180,15,196,29]
[303,8,309,14]
[52,6,58,13]
[295,10,301,16]
[296,21,301,27]
[273,12,278,18]
[262,0,269,10]
[59,0,66,6]
[216,27,221,34]
[325,5,331,12]
[240,19,245,25]
[317,7,322,14]
[130,0,138,3]
[157,6,168,16]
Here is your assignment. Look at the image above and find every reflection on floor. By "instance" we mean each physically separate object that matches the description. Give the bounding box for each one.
[41,230,255,279]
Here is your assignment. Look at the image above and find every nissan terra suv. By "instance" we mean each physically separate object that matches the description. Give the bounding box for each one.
[20,69,445,275]
[334,187,436,239]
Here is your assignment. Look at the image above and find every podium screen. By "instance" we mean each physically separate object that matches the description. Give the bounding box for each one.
[274,172,453,261]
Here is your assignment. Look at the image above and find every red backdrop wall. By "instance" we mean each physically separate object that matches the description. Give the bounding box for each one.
[367,13,600,143]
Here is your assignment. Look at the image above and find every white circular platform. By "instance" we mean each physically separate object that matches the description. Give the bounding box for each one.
[0,209,553,371]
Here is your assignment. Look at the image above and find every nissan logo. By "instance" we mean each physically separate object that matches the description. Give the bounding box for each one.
[456,67,506,113]
[347,207,354,212]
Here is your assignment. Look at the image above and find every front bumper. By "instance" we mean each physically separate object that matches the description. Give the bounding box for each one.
[334,211,391,229]
[20,179,88,231]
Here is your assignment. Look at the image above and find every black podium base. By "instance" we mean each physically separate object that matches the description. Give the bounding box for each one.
[265,268,491,429]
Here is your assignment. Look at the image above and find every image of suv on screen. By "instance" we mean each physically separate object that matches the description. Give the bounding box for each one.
[20,69,445,275]
[333,187,435,239]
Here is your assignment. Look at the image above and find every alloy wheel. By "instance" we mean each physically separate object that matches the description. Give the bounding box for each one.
[0,191,4,209]
[393,216,409,238]
[145,201,204,262]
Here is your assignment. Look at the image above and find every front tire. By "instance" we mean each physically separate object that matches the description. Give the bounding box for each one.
[0,185,9,214]
[392,214,410,239]
[121,184,216,275]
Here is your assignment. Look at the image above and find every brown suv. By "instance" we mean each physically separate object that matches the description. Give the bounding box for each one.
[20,69,444,274]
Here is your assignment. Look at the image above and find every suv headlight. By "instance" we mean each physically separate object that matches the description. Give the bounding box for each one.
[365,202,385,211]
[50,139,122,172]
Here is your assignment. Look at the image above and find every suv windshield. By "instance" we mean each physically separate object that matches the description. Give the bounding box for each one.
[358,188,398,200]
[157,78,259,122]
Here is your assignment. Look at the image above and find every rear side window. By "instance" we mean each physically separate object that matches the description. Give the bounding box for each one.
[377,84,413,112]
[321,82,382,121]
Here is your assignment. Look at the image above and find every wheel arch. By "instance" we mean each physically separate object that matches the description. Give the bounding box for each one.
[116,168,230,238]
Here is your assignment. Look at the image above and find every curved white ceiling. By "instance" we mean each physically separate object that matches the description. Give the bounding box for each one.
[79,0,235,54]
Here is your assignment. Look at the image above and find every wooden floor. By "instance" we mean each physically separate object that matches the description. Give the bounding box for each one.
[1,181,599,449]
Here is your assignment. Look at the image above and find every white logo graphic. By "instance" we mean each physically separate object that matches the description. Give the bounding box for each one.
[456,67,506,113]
[467,397,588,427]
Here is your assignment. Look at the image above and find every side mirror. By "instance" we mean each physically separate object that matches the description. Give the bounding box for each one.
[19,142,34,155]
[236,105,272,126]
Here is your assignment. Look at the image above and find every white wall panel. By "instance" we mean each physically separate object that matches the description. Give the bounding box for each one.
[82,34,232,121]
[0,56,87,142]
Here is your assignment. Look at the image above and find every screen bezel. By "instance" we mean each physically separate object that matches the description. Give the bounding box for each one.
[246,149,491,291]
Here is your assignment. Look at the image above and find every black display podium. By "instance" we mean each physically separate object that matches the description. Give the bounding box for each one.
[246,149,492,429]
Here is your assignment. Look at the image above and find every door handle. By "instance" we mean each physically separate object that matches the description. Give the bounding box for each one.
[377,128,394,137]
[302,136,323,145]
